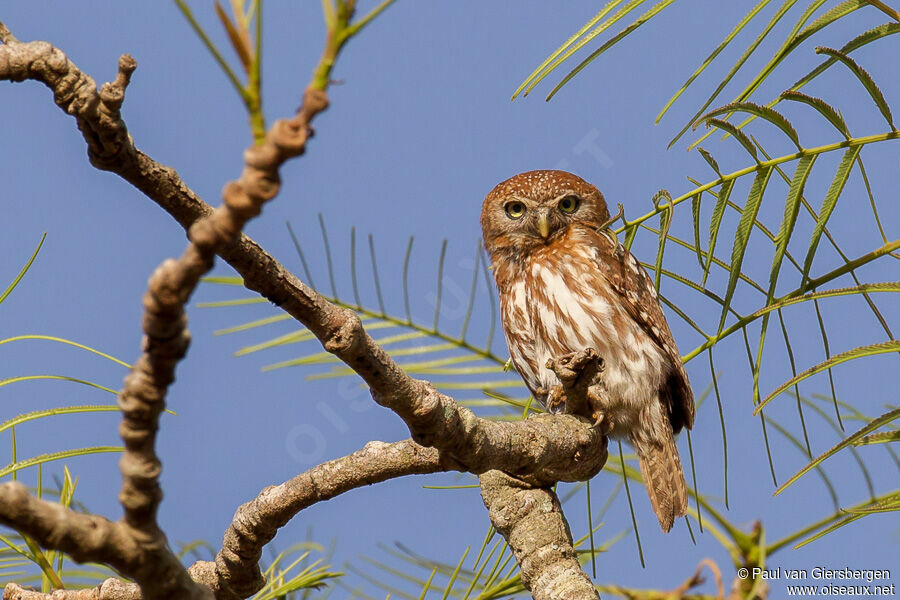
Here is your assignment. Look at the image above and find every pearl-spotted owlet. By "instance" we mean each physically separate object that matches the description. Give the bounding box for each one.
[481,170,695,532]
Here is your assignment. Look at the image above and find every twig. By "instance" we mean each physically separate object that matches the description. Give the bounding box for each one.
[0,21,18,44]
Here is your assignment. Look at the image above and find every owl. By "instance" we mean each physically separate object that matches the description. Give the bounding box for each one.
[481,170,695,532]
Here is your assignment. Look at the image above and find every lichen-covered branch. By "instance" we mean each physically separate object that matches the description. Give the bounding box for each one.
[0,21,18,44]
[0,483,137,574]
[213,439,450,600]
[3,580,141,600]
[208,408,606,598]
[114,27,330,596]
[480,471,599,600]
[211,408,609,599]
[0,33,210,231]
[1,440,449,600]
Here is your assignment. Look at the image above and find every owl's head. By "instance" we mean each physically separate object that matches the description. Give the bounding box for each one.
[481,170,610,256]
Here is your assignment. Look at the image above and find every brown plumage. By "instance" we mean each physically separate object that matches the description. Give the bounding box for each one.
[481,170,695,532]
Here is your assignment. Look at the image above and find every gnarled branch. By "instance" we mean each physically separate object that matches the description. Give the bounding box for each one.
[0,15,331,600]
[0,17,610,600]
[0,15,611,485]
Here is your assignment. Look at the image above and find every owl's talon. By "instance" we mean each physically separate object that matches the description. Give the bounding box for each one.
[545,385,566,413]
[591,411,611,435]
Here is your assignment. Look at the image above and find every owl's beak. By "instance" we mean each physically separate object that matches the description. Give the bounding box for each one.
[537,214,551,239]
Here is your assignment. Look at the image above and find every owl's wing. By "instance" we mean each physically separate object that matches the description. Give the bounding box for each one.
[591,229,695,432]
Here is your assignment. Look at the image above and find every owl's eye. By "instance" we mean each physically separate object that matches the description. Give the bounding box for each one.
[558,195,580,213]
[505,201,526,219]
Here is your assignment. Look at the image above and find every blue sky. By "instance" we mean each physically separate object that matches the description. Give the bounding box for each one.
[1,1,898,596]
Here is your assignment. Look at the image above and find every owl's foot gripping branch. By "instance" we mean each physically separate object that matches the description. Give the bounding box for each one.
[545,348,610,432]
[0,18,609,600]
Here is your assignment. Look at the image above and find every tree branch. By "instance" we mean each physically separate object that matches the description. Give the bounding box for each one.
[480,471,599,600]
[0,482,138,574]
[0,21,18,44]
[545,348,609,429]
[0,21,609,482]
[116,27,329,596]
[4,580,141,600]
[0,17,329,600]
[1,439,449,600]
[0,20,610,599]
[213,439,450,600]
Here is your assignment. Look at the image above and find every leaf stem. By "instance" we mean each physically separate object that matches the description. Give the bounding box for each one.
[173,0,249,102]
[247,0,265,143]
[863,0,900,23]
[617,131,900,233]
[683,239,900,361]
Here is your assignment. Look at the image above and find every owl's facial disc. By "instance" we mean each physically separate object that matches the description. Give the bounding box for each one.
[481,170,611,258]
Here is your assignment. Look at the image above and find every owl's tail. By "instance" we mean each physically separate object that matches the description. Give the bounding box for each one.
[630,421,688,533]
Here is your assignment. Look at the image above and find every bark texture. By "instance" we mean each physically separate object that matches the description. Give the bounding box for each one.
[480,471,600,600]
